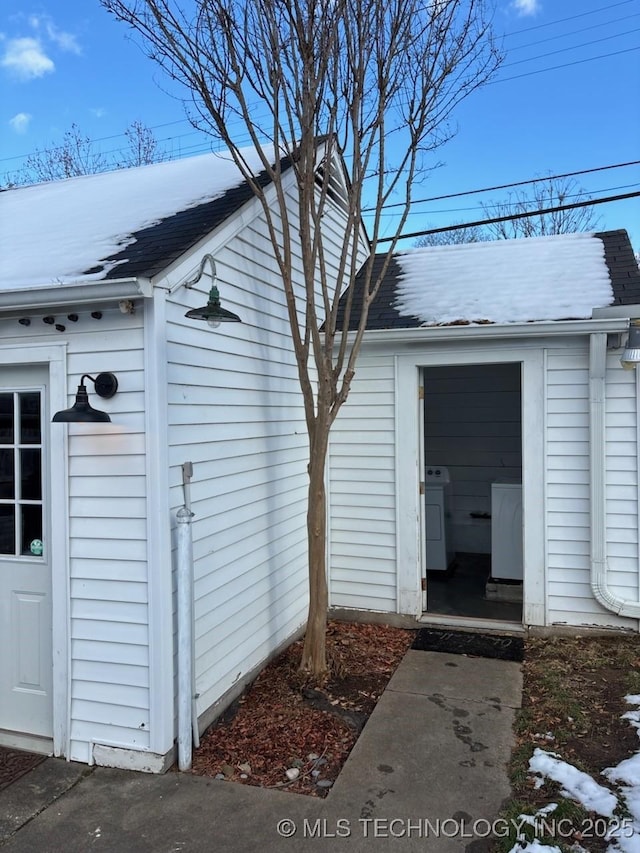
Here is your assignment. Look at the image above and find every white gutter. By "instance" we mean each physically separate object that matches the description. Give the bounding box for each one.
[589,331,640,619]
[352,317,629,347]
[0,277,152,313]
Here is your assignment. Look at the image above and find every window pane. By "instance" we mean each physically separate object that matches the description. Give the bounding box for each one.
[20,393,41,444]
[0,449,14,499]
[0,505,15,554]
[0,394,13,444]
[20,449,41,500]
[21,505,42,556]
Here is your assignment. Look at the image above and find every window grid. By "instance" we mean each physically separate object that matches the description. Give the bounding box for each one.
[0,390,43,558]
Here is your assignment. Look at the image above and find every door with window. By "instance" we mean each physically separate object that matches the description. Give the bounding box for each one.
[0,367,52,740]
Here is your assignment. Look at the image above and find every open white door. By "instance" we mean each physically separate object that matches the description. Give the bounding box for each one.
[0,366,52,743]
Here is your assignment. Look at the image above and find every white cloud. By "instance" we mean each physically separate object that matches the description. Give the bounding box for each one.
[1,37,54,80]
[511,0,541,15]
[91,107,107,119]
[9,112,32,133]
[29,14,81,55]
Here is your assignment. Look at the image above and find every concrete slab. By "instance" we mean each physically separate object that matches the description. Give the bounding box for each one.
[0,757,87,843]
[387,649,522,708]
[324,693,516,849]
[0,767,323,853]
[0,651,522,853]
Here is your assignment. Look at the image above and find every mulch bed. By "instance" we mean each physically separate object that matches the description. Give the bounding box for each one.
[190,620,414,796]
[0,747,46,792]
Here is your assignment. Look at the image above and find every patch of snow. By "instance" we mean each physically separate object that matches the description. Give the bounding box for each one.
[518,803,558,826]
[606,754,640,789]
[0,146,273,290]
[529,748,618,817]
[395,233,613,325]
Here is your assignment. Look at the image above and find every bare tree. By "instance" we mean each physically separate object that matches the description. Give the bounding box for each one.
[16,123,108,183]
[101,0,502,675]
[415,222,488,247]
[481,176,602,239]
[4,121,165,186]
[117,119,166,167]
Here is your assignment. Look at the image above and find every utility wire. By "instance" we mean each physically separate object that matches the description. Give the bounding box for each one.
[375,182,640,220]
[492,45,640,84]
[503,0,636,38]
[501,27,640,69]
[506,12,640,53]
[365,160,640,213]
[375,190,640,243]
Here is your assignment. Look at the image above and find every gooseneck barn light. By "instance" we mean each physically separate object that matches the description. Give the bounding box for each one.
[621,322,640,370]
[183,254,241,328]
[52,373,119,423]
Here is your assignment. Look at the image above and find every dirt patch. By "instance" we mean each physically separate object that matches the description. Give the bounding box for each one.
[190,620,414,796]
[496,633,640,852]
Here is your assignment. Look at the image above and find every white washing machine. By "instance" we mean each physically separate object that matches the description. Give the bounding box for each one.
[491,480,523,580]
[425,466,454,571]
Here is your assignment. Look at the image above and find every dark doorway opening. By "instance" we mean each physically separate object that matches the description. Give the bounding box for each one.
[422,363,523,623]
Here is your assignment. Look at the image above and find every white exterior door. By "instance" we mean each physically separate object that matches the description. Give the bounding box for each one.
[0,366,52,741]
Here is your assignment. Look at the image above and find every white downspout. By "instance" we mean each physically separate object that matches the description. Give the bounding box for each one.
[589,331,640,619]
[176,461,197,770]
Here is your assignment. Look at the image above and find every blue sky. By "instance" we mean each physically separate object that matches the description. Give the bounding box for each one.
[1,0,639,248]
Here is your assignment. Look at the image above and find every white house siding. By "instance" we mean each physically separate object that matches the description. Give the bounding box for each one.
[163,186,359,726]
[0,308,149,763]
[545,344,639,629]
[328,353,397,613]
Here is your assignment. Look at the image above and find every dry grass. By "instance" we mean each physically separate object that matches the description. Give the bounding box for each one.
[493,633,640,852]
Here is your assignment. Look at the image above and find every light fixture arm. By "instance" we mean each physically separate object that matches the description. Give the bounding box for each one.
[80,373,119,398]
[184,254,216,290]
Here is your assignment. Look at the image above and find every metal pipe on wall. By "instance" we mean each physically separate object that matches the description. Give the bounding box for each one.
[176,504,195,770]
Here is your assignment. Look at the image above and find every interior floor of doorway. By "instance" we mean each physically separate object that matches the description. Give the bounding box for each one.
[426,552,523,622]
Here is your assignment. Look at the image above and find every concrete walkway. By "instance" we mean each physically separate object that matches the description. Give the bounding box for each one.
[0,650,522,852]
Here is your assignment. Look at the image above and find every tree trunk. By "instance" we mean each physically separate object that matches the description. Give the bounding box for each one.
[300,418,330,677]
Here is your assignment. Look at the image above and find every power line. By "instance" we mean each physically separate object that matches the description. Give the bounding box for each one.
[501,27,640,70]
[507,12,640,53]
[375,190,640,244]
[491,44,640,84]
[375,182,640,220]
[503,0,636,38]
[366,160,640,213]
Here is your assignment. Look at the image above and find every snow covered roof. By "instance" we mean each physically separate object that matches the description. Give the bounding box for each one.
[337,230,640,331]
[396,233,612,325]
[0,146,279,291]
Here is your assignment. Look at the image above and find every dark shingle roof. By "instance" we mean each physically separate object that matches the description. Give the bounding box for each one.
[596,230,640,305]
[102,162,286,280]
[336,229,640,331]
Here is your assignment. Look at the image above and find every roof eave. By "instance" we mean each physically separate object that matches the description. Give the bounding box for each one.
[349,317,630,346]
[0,276,152,313]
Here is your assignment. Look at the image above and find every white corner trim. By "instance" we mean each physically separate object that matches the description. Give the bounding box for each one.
[143,295,175,756]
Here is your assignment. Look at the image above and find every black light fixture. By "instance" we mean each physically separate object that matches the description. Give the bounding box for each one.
[183,254,241,328]
[621,322,640,370]
[52,373,118,423]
